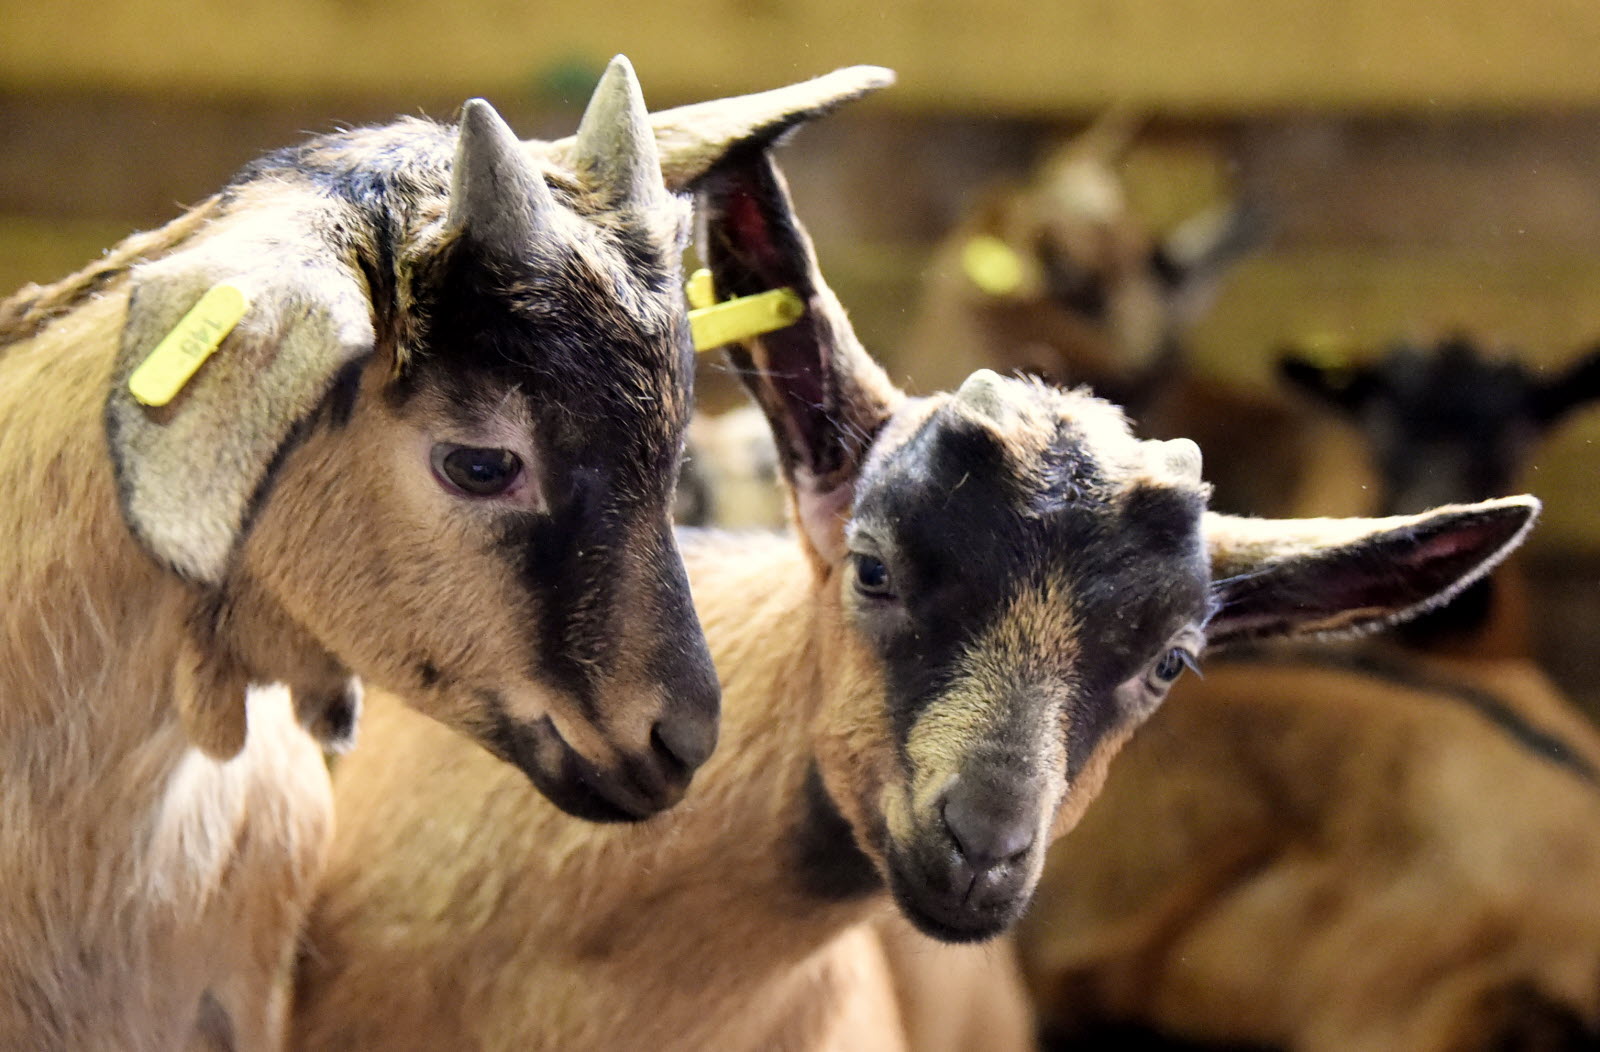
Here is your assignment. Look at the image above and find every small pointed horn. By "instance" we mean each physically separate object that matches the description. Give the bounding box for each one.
[540,66,895,193]
[572,54,666,212]
[1152,437,1203,483]
[448,98,555,256]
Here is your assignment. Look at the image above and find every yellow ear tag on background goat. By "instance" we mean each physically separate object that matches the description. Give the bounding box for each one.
[686,268,805,352]
[961,235,1029,297]
[128,284,249,407]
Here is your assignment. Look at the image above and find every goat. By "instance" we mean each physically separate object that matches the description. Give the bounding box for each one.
[0,60,889,1050]
[897,112,1307,518]
[1281,335,1600,659]
[1013,336,1600,1051]
[291,144,1538,1052]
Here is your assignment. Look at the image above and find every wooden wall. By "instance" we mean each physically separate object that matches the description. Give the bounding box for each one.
[7,0,1600,112]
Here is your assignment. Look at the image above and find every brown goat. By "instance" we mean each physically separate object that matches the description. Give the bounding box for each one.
[899,113,1316,518]
[1011,338,1600,1051]
[291,146,1538,1052]
[0,61,889,1050]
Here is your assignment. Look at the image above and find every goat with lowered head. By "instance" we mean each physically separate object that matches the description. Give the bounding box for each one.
[292,146,1539,1052]
[0,57,888,1049]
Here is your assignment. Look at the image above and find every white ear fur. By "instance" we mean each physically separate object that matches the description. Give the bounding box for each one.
[1204,495,1540,645]
[107,214,375,584]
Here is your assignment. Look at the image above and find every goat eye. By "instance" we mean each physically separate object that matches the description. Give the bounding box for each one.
[432,444,523,497]
[1150,647,1197,686]
[853,554,894,598]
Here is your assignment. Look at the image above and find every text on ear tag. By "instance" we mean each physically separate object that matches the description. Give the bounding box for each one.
[128,283,249,407]
[686,268,805,352]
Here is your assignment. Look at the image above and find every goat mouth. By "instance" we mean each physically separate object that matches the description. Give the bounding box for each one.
[486,710,663,824]
[884,848,1031,944]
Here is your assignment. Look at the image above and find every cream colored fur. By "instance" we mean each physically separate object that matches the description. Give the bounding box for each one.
[0,64,901,1051]
[293,145,1544,1052]
[295,531,904,1050]
[0,286,333,1050]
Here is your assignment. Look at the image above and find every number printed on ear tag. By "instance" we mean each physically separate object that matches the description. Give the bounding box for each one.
[128,284,250,407]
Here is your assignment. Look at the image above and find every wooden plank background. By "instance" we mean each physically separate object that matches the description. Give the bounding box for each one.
[5,0,1600,112]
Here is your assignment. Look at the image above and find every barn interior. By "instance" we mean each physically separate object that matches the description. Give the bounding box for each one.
[5,2,1600,1047]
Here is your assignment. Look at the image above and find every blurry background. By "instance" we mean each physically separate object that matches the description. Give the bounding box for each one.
[5,0,1600,705]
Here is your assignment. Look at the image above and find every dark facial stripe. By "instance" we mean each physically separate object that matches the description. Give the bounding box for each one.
[791,762,881,901]
[857,406,1207,765]
[1066,691,1121,783]
[507,476,620,721]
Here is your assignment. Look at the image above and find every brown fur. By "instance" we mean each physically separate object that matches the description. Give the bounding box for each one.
[292,150,1542,1052]
[0,64,893,1049]
[1017,658,1600,1051]
[1009,337,1600,1051]
[0,286,334,1049]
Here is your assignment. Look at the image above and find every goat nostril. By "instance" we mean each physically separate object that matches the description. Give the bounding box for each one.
[651,717,715,776]
[941,793,1036,871]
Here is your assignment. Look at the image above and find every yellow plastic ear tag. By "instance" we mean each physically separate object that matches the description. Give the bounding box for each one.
[1293,333,1354,369]
[961,235,1029,297]
[686,268,805,352]
[128,284,249,407]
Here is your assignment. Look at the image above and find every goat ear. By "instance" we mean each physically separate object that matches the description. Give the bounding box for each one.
[697,152,902,562]
[107,221,375,585]
[1151,203,1265,312]
[547,65,894,193]
[1203,495,1539,647]
[1277,351,1377,416]
[1529,346,1600,427]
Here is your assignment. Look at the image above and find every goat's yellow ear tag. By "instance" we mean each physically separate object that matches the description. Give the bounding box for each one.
[128,284,249,407]
[686,268,805,352]
[961,235,1029,297]
[1293,333,1354,370]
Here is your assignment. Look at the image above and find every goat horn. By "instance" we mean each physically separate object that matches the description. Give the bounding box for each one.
[448,98,555,255]
[1154,437,1204,483]
[571,54,667,213]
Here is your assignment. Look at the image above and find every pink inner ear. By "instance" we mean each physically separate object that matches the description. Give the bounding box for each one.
[796,474,855,558]
[727,188,779,268]
[1403,513,1519,571]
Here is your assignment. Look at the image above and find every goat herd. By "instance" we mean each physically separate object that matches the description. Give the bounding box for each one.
[0,57,1594,1052]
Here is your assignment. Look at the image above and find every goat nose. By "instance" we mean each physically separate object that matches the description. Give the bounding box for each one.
[651,707,718,775]
[941,786,1036,871]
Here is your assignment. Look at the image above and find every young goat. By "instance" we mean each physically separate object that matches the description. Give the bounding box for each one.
[898,113,1305,517]
[1281,336,1600,659]
[293,148,1538,1052]
[1014,337,1600,1050]
[0,60,888,1050]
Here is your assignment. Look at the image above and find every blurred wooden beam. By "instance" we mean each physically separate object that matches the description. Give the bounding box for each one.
[5,0,1600,115]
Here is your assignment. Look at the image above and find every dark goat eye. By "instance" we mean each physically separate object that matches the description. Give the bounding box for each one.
[853,554,894,598]
[1151,647,1195,685]
[432,445,523,497]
